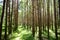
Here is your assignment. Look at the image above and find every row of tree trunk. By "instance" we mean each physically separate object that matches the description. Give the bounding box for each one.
[0,0,60,40]
[0,0,18,40]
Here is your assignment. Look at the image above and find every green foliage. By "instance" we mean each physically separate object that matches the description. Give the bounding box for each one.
[42,28,55,40]
[20,31,34,40]
[9,26,34,40]
[2,25,60,40]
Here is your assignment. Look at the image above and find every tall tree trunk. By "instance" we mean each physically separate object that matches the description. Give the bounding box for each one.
[38,0,42,40]
[5,0,8,40]
[51,0,54,31]
[35,0,38,34]
[7,0,12,34]
[13,0,18,31]
[59,0,60,18]
[42,0,45,32]
[54,0,58,40]
[47,0,50,40]
[0,0,5,40]
[58,0,60,27]
[27,0,28,29]
[10,0,13,34]
[32,0,35,37]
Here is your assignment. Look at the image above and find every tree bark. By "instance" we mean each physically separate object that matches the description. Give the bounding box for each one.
[0,0,6,40]
[13,0,18,31]
[47,0,50,40]
[5,0,8,40]
[38,0,42,40]
[32,0,35,37]
[54,0,58,40]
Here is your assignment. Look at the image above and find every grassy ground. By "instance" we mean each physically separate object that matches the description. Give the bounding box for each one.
[9,26,34,40]
[2,25,60,40]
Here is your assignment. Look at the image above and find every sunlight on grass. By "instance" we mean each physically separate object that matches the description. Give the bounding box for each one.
[2,25,58,40]
[15,37,20,40]
[10,25,34,40]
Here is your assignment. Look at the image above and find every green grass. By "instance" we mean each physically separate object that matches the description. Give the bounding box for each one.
[9,26,34,40]
[2,25,60,40]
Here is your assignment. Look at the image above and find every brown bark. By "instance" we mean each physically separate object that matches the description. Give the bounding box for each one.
[38,0,42,40]
[54,0,58,40]
[13,0,18,31]
[7,0,12,34]
[32,0,35,37]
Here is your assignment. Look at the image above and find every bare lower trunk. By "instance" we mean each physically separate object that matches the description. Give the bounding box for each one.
[0,0,5,40]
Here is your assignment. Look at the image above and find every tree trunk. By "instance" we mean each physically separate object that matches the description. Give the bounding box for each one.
[47,0,50,40]
[38,0,42,40]
[32,0,35,37]
[13,0,18,31]
[5,0,8,40]
[7,0,12,34]
[0,0,6,40]
[54,0,58,40]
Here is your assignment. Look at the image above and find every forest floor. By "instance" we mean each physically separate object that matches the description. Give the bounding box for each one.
[2,25,60,40]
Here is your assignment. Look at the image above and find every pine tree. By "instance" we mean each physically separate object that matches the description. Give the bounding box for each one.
[31,0,35,37]
[13,0,18,31]
[0,0,6,40]
[38,0,42,40]
[54,0,58,40]
[5,0,8,40]
[47,0,50,39]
